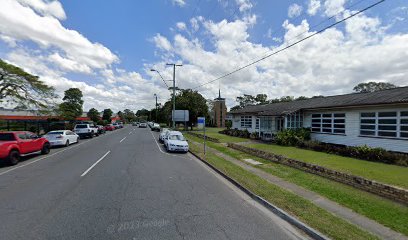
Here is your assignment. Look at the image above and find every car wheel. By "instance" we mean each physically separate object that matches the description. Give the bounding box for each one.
[65,140,69,147]
[41,143,50,154]
[7,150,20,166]
[89,133,93,138]
[76,137,79,143]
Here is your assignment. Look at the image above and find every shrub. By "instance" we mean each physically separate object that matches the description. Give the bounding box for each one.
[298,140,408,166]
[275,128,311,146]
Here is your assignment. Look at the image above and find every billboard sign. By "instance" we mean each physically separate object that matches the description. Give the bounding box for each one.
[172,110,189,122]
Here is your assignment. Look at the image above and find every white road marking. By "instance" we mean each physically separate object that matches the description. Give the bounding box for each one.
[0,129,120,177]
[0,139,91,177]
[81,150,111,177]
[120,137,127,143]
[129,132,132,135]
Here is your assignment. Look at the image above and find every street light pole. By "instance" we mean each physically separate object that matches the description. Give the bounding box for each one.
[154,94,158,123]
[166,63,182,129]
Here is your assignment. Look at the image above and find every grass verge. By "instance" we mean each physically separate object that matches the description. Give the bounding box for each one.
[188,139,378,240]
[246,143,408,189]
[186,134,408,236]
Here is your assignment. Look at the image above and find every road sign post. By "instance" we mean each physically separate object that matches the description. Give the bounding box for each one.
[197,117,206,159]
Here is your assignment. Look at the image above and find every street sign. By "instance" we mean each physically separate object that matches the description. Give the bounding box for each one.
[197,117,205,129]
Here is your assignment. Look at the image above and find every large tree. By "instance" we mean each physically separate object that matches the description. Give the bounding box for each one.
[123,109,135,123]
[102,108,113,122]
[87,108,100,123]
[0,59,56,109]
[59,88,83,120]
[164,89,209,129]
[353,82,398,93]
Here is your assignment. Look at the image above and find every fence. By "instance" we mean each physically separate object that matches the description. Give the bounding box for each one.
[0,119,70,135]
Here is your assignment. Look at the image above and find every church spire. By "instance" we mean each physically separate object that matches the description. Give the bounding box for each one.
[218,89,221,99]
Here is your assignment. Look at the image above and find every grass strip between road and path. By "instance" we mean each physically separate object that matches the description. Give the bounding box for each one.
[187,138,379,240]
[246,143,408,189]
[188,128,251,143]
[186,134,408,237]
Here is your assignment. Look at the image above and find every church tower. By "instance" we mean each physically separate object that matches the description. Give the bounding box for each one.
[213,89,227,128]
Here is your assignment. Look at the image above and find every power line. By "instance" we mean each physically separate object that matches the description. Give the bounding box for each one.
[192,0,385,90]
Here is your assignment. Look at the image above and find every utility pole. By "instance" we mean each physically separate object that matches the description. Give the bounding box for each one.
[154,94,158,123]
[166,63,182,129]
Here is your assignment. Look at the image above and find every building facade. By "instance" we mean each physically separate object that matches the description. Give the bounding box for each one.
[230,87,408,153]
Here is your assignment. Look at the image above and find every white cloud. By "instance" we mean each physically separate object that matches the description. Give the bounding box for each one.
[176,22,187,31]
[323,0,346,16]
[149,13,408,109]
[171,0,186,7]
[16,0,66,20]
[307,0,321,16]
[48,52,92,74]
[288,3,303,18]
[0,0,118,72]
[152,34,172,51]
[5,48,169,111]
[236,0,253,12]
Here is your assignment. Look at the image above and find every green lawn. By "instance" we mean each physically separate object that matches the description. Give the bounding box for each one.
[188,141,378,240]
[185,134,408,236]
[247,143,408,189]
[189,127,251,143]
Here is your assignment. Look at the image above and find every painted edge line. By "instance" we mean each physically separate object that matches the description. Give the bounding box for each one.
[81,150,111,177]
[188,150,328,240]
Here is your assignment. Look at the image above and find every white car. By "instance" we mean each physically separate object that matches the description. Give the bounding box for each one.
[151,123,160,131]
[44,130,79,147]
[164,131,189,153]
[159,128,170,143]
[139,122,147,128]
[73,123,98,138]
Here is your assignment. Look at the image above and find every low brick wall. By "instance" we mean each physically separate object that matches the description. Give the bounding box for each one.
[227,143,408,204]
[186,132,220,143]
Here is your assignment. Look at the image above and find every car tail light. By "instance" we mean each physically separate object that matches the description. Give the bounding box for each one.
[56,135,62,139]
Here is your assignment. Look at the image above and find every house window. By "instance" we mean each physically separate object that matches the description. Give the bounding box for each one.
[311,113,345,134]
[255,118,260,130]
[361,111,408,139]
[240,116,252,128]
[286,112,303,129]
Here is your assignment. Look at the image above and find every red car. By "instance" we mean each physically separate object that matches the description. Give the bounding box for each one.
[104,124,115,131]
[0,131,50,165]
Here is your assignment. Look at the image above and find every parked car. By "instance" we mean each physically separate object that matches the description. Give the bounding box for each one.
[132,122,139,126]
[139,122,147,128]
[0,131,50,165]
[112,123,120,129]
[117,122,124,128]
[104,124,115,131]
[44,130,79,147]
[163,131,189,153]
[73,123,98,138]
[97,125,106,134]
[159,128,170,143]
[151,123,160,132]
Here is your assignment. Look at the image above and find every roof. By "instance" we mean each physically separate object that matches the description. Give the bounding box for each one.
[230,86,408,116]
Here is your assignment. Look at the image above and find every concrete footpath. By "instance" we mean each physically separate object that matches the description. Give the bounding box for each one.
[191,141,407,240]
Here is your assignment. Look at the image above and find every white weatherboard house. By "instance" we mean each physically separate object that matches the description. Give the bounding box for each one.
[230,87,408,153]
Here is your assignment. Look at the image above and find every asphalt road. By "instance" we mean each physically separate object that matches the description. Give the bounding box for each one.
[0,125,307,240]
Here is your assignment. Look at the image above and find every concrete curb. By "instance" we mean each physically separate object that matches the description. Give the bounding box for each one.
[188,150,329,240]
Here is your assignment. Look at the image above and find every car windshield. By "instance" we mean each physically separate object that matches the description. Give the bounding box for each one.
[169,135,185,141]
[46,132,64,135]
[0,133,16,141]
[75,125,88,128]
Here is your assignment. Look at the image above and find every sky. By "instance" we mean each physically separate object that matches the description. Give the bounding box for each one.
[0,0,407,112]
